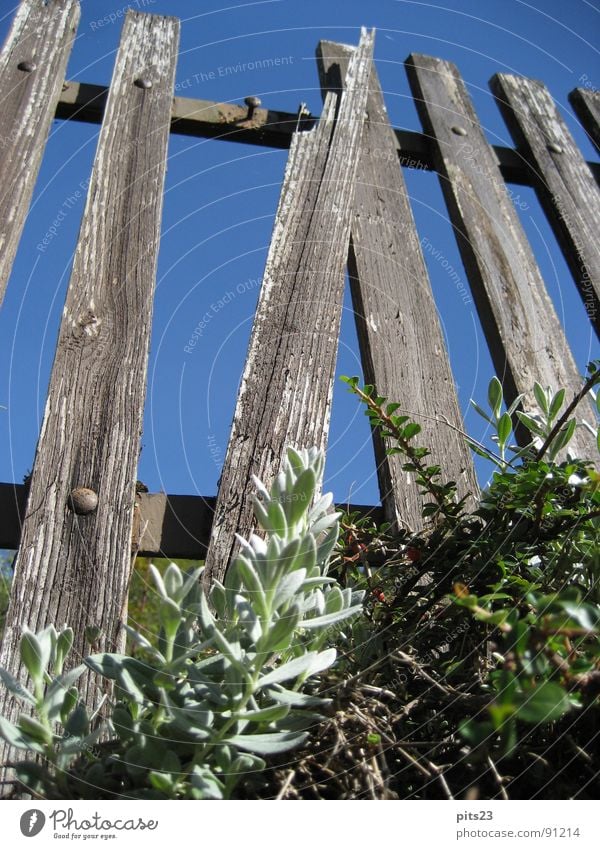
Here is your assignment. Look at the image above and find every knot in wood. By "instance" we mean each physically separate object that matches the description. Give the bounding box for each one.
[75,308,101,338]
[68,487,98,515]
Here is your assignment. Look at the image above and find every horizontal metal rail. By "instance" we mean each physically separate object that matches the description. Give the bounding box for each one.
[56,81,600,186]
[0,483,383,559]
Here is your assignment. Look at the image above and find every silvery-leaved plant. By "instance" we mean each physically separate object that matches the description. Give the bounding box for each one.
[0,447,364,799]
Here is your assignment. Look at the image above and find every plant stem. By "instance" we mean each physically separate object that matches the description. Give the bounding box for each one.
[536,369,600,461]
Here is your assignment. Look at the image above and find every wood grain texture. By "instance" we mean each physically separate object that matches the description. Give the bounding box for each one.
[492,74,600,336]
[0,0,80,308]
[202,30,374,590]
[569,87,600,155]
[317,41,478,533]
[0,11,179,743]
[405,54,597,458]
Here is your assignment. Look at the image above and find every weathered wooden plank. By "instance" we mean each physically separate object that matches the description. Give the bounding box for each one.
[569,87,600,155]
[202,30,374,590]
[53,79,597,185]
[0,11,179,732]
[405,54,597,458]
[317,41,478,533]
[0,0,80,308]
[491,74,600,336]
[0,483,383,559]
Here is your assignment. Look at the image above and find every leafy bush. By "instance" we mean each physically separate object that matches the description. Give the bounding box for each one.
[1,366,599,800]
[0,447,363,799]
[313,364,599,799]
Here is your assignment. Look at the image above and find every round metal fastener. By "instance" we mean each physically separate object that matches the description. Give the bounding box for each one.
[244,95,261,109]
[68,487,98,515]
[18,60,36,72]
[451,125,467,136]
[547,142,563,154]
[134,77,153,89]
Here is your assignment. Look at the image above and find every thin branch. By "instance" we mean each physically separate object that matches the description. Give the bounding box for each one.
[536,369,600,461]
[487,755,509,800]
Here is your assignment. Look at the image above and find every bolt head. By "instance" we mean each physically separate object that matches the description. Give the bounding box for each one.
[451,125,467,136]
[68,487,98,515]
[134,77,153,89]
[244,95,261,109]
[18,60,36,73]
[547,142,563,154]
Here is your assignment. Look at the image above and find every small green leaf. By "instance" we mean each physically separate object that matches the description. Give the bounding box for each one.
[0,716,45,752]
[163,563,184,600]
[515,681,570,724]
[488,377,503,419]
[159,598,181,639]
[533,382,549,415]
[18,715,53,745]
[470,400,495,425]
[289,468,316,526]
[54,628,74,675]
[64,702,89,737]
[548,388,565,422]
[402,422,422,440]
[20,631,43,685]
[235,704,291,723]
[267,499,288,538]
[227,730,308,755]
[0,668,35,705]
[547,418,577,460]
[497,412,513,449]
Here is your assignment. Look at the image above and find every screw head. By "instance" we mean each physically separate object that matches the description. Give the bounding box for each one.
[68,487,98,515]
[134,77,153,89]
[18,60,36,73]
[451,125,467,136]
[547,142,563,154]
[244,96,261,109]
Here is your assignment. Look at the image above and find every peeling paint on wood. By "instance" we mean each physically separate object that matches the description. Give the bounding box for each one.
[492,74,600,337]
[406,54,597,459]
[317,41,478,533]
[0,11,179,746]
[0,0,80,308]
[202,30,375,590]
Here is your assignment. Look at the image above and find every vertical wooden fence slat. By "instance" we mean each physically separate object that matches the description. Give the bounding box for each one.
[405,54,597,458]
[0,11,179,737]
[202,30,374,589]
[569,87,600,155]
[316,42,478,532]
[0,0,80,308]
[491,74,600,336]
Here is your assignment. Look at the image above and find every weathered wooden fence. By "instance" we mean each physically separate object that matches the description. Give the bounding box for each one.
[0,0,599,765]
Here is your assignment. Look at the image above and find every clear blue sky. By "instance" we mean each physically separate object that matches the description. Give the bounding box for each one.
[0,0,598,513]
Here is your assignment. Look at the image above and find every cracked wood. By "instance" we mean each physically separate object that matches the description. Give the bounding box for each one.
[405,54,596,459]
[317,41,478,533]
[202,30,375,589]
[0,11,179,738]
[0,0,80,308]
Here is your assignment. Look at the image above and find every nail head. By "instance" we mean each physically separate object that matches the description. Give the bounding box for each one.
[244,96,261,109]
[451,125,467,136]
[547,142,563,154]
[134,77,152,89]
[18,60,36,73]
[69,487,98,515]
